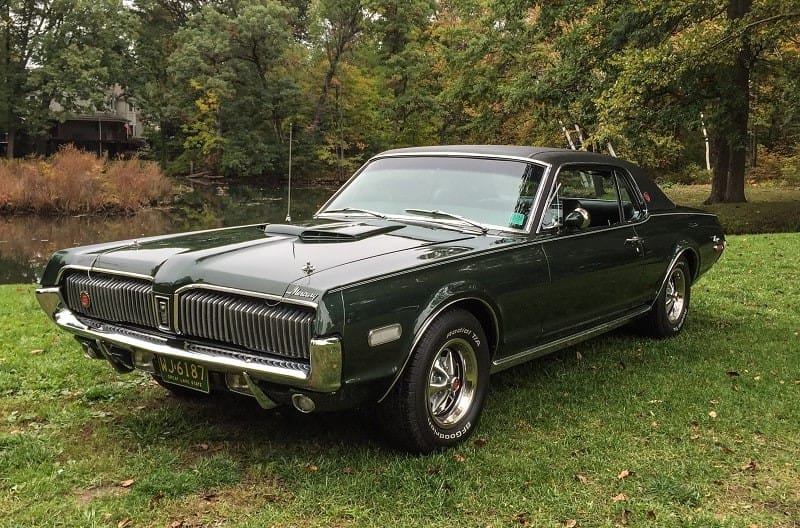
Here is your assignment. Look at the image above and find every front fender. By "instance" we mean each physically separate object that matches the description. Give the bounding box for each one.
[376,281,501,402]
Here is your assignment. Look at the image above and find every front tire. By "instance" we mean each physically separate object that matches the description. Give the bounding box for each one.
[643,257,691,338]
[378,309,490,453]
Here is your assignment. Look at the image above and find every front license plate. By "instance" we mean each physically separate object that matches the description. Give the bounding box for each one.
[156,356,210,393]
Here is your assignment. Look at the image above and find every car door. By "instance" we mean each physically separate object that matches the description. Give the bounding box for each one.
[536,164,647,339]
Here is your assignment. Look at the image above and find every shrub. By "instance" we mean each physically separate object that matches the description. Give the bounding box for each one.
[748,148,800,185]
[0,146,174,215]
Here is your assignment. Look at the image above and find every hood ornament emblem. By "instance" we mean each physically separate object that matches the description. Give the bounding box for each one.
[302,261,315,275]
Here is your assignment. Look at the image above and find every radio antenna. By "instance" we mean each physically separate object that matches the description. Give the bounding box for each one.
[285,122,293,222]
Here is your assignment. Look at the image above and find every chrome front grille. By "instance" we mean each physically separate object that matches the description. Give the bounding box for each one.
[177,290,315,360]
[62,271,157,328]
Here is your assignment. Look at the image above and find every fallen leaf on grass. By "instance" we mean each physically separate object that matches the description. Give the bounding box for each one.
[117,519,132,528]
[512,512,530,525]
[741,459,758,471]
[119,479,135,488]
[342,467,353,475]
[564,520,578,528]
[708,411,718,418]
[201,492,218,503]
[576,351,583,361]
[575,474,589,485]
[617,469,631,480]
[473,437,487,447]
[619,509,631,525]
[453,453,466,463]
[303,464,319,472]
[30,349,44,355]
[612,493,628,503]
[646,510,656,520]
[726,371,740,377]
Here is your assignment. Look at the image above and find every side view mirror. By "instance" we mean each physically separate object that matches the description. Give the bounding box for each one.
[563,207,590,230]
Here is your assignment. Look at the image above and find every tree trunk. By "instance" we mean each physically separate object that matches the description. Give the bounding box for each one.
[705,137,728,205]
[721,0,751,203]
[5,127,15,159]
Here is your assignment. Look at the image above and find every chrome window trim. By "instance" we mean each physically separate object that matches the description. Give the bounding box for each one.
[534,161,650,234]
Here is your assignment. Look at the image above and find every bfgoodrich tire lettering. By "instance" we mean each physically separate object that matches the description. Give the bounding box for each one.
[378,308,490,453]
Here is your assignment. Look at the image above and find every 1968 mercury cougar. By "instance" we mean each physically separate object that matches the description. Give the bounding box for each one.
[36,146,725,452]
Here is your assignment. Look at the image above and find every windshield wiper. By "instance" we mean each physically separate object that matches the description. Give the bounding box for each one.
[404,209,488,234]
[320,207,387,219]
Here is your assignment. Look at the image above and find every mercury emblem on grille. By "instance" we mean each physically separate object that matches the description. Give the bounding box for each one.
[79,291,91,309]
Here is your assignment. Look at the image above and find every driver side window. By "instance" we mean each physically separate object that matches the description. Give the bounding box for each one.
[542,165,639,230]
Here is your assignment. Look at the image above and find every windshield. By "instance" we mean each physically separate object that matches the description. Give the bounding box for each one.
[319,156,545,231]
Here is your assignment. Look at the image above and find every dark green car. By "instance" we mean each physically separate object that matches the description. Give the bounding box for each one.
[36,146,725,452]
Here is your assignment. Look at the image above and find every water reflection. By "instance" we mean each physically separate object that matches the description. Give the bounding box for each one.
[0,184,336,284]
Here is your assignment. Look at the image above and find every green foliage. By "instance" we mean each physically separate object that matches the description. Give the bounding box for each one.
[0,0,133,156]
[166,0,299,178]
[3,0,799,185]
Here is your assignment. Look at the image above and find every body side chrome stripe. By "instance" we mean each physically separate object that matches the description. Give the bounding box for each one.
[490,306,651,373]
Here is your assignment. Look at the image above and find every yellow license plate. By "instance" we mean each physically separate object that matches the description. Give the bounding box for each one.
[156,356,210,393]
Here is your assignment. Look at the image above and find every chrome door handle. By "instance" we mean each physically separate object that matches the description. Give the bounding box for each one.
[625,236,644,255]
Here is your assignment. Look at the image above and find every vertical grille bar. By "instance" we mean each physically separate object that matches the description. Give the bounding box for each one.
[62,271,157,328]
[177,290,315,360]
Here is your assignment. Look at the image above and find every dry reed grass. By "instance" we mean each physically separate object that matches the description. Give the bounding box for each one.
[0,145,173,215]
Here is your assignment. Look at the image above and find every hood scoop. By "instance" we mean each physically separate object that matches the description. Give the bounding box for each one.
[264,222,403,242]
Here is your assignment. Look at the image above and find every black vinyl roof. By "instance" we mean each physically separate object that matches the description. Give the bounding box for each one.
[376,145,676,211]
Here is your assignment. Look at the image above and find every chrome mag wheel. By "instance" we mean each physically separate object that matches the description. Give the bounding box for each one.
[665,266,687,325]
[426,337,478,429]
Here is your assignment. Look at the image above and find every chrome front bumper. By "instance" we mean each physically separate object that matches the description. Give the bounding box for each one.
[35,288,342,394]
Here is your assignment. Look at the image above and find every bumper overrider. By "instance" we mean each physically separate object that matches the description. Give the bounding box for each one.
[35,287,342,410]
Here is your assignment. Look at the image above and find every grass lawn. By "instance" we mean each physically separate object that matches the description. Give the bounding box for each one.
[663,183,800,234]
[1,233,798,527]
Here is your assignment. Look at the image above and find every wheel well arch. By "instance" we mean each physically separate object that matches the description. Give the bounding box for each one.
[376,294,501,403]
[446,298,499,355]
[681,247,699,282]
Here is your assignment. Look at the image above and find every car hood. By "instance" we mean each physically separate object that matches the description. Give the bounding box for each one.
[51,221,479,298]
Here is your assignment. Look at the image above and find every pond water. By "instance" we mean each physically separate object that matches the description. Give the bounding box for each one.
[0,183,337,285]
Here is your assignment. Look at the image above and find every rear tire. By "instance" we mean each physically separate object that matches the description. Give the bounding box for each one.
[642,258,691,338]
[377,309,490,453]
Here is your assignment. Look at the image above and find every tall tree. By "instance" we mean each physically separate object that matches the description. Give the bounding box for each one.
[129,0,202,167]
[0,0,131,158]
[168,0,301,177]
[546,0,800,203]
[308,0,365,133]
